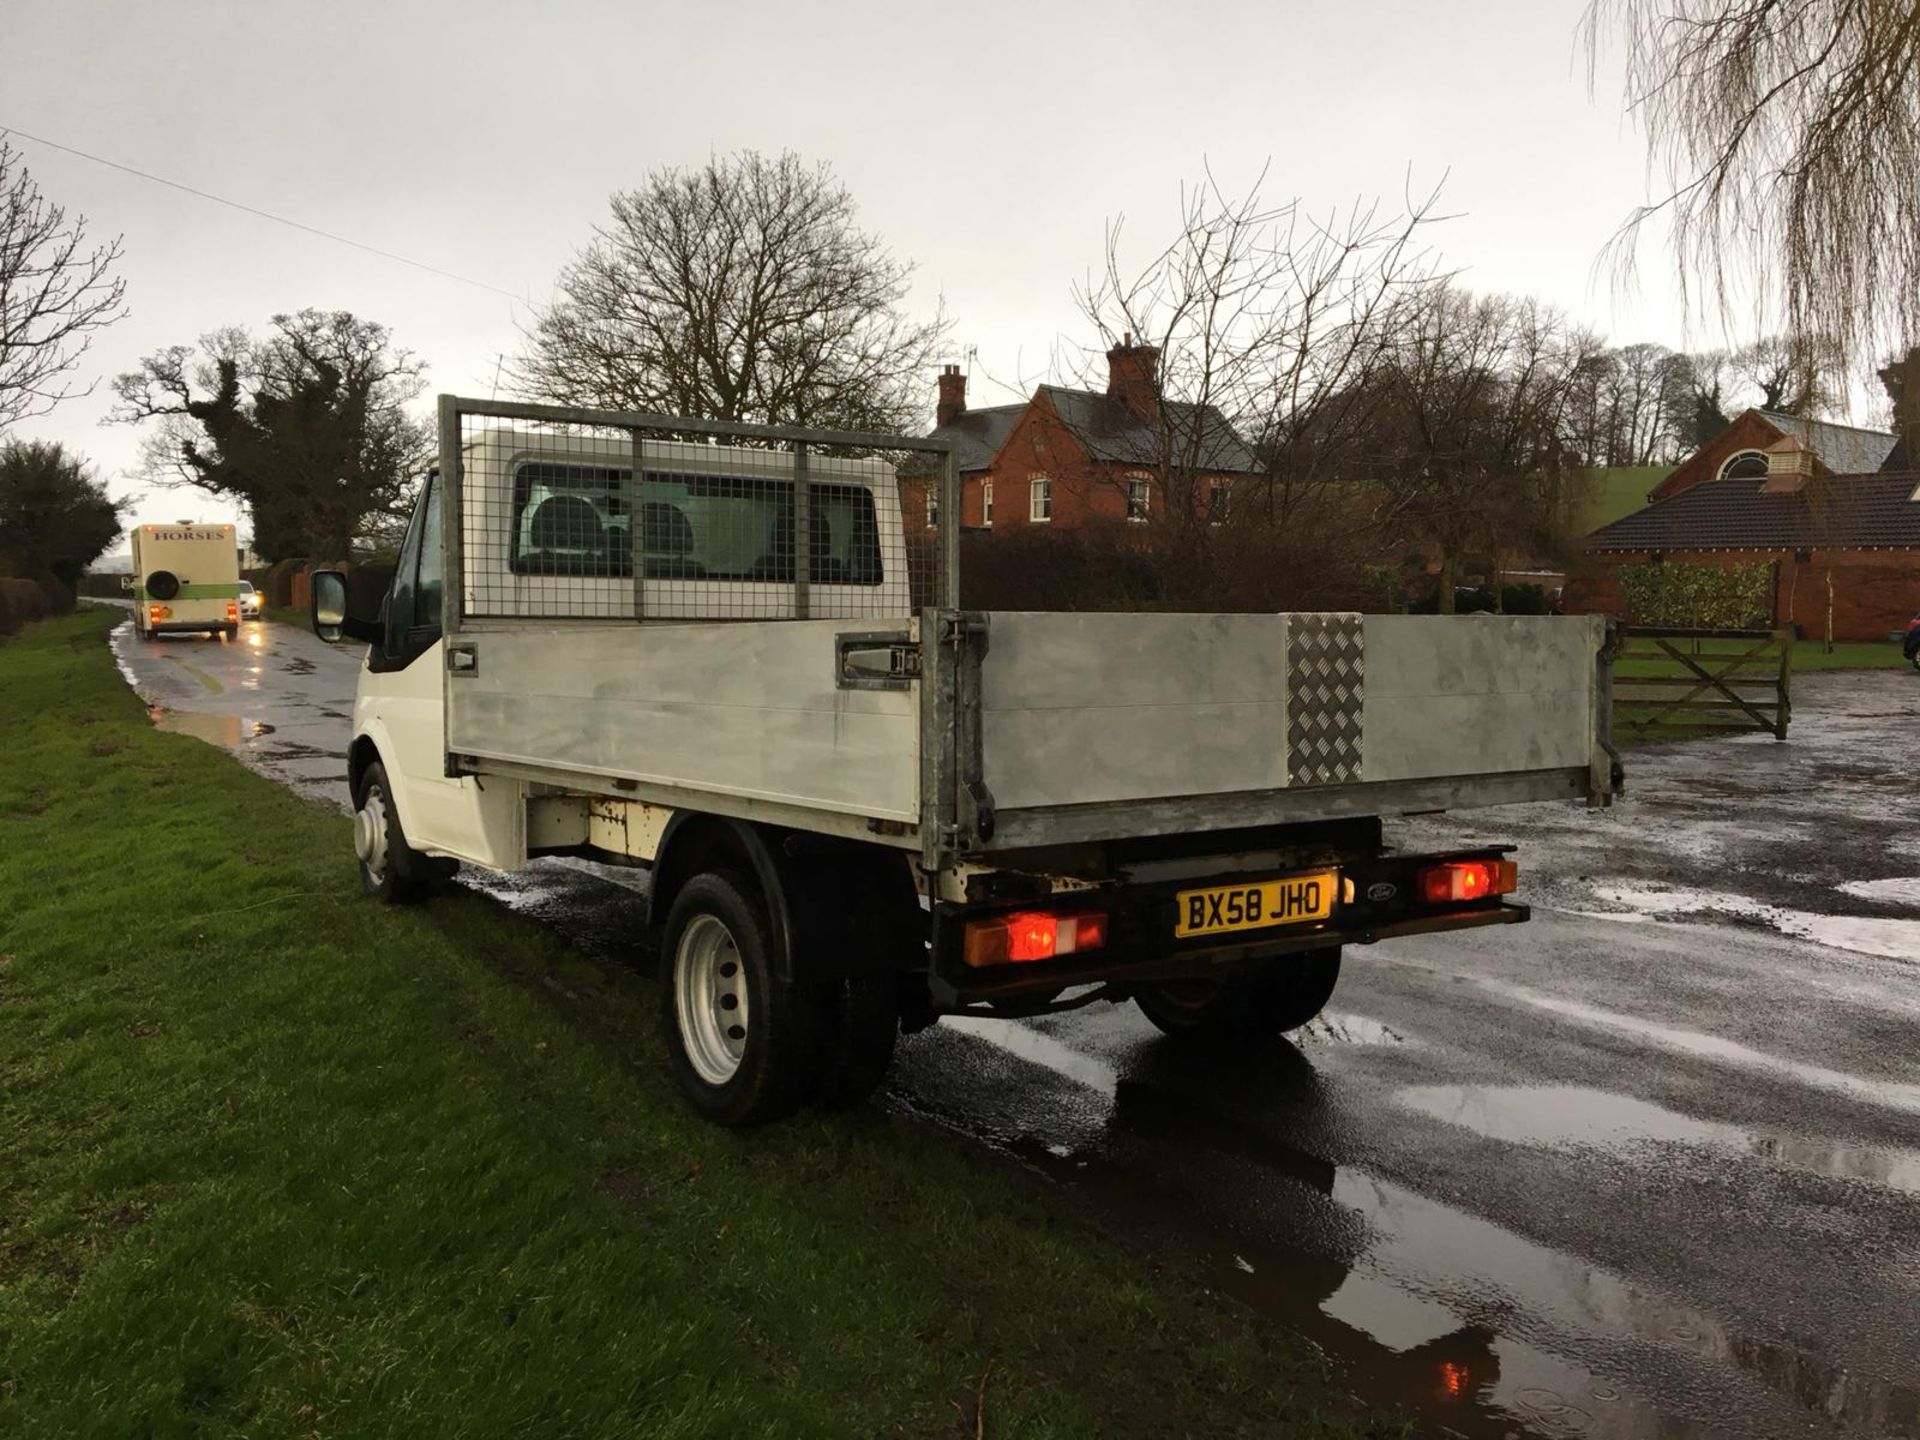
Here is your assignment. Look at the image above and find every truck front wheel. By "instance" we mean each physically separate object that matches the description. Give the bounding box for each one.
[1134,948,1341,1040]
[353,761,432,903]
[661,872,823,1126]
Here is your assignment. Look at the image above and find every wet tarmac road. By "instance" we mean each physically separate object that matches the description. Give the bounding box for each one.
[109,613,1920,1438]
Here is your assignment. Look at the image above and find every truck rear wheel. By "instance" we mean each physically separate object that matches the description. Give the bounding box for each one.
[1135,948,1341,1040]
[661,871,822,1126]
[814,976,898,1110]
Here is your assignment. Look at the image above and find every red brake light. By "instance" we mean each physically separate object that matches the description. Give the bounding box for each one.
[963,909,1109,967]
[226,602,239,620]
[1417,860,1517,905]
[1007,912,1058,962]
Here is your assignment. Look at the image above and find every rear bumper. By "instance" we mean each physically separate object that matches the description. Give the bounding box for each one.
[144,620,234,634]
[928,848,1526,1007]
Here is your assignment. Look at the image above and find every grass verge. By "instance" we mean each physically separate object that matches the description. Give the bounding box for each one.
[0,607,1394,1439]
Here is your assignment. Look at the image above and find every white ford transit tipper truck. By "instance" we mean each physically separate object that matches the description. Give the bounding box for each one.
[310,398,1620,1126]
[128,522,242,640]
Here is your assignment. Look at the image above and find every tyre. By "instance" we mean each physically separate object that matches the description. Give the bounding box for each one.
[814,975,899,1110]
[1135,948,1341,1040]
[352,760,431,903]
[225,624,239,641]
[661,871,824,1126]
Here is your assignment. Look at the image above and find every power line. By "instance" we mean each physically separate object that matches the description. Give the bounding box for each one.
[0,123,525,303]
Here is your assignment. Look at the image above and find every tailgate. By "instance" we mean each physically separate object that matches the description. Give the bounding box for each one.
[972,612,1609,849]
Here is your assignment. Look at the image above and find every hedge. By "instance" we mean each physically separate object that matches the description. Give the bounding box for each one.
[1618,560,1773,629]
[0,577,52,638]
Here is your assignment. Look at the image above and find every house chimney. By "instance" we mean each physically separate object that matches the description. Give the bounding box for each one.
[1760,435,1814,492]
[936,364,967,428]
[1106,331,1160,414]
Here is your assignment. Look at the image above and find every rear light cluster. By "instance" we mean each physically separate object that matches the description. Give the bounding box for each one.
[227,602,239,621]
[963,909,1108,968]
[148,604,170,622]
[1416,859,1518,905]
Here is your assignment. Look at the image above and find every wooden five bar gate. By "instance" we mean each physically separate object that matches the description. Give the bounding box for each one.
[1614,626,1794,740]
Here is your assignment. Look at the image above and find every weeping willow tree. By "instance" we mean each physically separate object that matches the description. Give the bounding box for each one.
[1586,1,1920,367]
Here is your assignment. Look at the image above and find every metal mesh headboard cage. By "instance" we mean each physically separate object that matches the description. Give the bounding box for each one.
[439,397,957,626]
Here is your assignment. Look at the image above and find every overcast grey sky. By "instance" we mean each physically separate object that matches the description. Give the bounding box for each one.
[7,0,1717,541]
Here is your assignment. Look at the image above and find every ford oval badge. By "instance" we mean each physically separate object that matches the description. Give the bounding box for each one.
[1366,881,1397,904]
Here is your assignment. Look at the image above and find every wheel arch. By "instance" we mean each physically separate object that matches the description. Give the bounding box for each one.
[648,816,922,985]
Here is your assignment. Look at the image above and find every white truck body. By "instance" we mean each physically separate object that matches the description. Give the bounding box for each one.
[129,523,241,639]
[314,397,1620,1124]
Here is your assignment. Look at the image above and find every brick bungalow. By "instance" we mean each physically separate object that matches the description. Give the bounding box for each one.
[1567,427,1920,640]
[902,338,1261,532]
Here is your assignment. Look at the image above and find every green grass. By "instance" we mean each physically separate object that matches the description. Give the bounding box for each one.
[1580,466,1670,532]
[0,607,1393,1439]
[1786,639,1912,671]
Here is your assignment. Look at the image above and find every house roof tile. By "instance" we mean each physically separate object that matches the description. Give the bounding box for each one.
[1588,469,1920,551]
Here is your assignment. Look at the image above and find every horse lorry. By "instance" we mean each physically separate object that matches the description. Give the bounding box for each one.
[310,398,1619,1125]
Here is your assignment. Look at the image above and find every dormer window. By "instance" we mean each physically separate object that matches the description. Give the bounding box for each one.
[1718,449,1769,481]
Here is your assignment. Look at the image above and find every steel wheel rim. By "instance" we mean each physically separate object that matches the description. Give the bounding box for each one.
[356,781,390,880]
[675,913,748,1086]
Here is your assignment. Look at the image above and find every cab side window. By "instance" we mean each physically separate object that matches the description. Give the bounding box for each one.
[415,476,443,629]
[373,476,441,672]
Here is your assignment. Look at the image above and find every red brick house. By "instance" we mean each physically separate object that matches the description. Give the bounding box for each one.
[902,338,1261,532]
[1566,419,1920,640]
[1646,408,1899,502]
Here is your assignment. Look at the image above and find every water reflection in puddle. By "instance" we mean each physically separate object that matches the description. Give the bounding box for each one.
[1583,883,1920,964]
[939,1017,1920,1437]
[145,704,275,746]
[1397,1083,1920,1194]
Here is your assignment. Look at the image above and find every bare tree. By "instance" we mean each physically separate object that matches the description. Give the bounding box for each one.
[112,310,432,559]
[1587,0,1920,361]
[0,141,128,431]
[1069,165,1452,602]
[1366,289,1602,612]
[514,151,948,431]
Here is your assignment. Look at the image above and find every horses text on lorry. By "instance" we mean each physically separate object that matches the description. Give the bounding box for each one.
[309,397,1621,1125]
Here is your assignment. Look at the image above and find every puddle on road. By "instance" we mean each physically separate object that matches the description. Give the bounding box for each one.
[1397,1083,1920,1194]
[1838,876,1920,908]
[145,705,276,747]
[1473,979,1920,1118]
[281,655,316,675]
[1584,882,1920,963]
[930,1016,1920,1437]
[1296,1011,1410,1047]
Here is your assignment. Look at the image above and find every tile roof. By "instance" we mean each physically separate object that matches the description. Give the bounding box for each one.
[1588,469,1920,551]
[1754,410,1899,476]
[924,403,1025,473]
[1037,386,1261,475]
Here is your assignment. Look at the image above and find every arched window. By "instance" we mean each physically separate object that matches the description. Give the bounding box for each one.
[1718,449,1769,480]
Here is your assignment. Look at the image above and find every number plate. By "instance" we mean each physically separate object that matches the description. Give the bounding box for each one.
[1173,871,1338,939]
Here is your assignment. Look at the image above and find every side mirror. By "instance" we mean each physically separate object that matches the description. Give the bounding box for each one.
[311,569,350,642]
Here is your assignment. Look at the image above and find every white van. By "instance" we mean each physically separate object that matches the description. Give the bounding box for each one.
[128,523,241,639]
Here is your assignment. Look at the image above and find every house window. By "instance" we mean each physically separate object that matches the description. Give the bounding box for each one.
[1718,449,1769,481]
[1029,474,1052,523]
[926,489,939,529]
[1125,474,1151,522]
[982,479,993,527]
[1207,481,1230,524]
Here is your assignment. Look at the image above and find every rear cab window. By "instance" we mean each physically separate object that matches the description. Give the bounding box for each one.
[509,462,882,586]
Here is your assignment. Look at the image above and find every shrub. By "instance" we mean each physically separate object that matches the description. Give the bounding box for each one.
[1618,560,1773,629]
[1406,583,1559,615]
[0,576,52,637]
